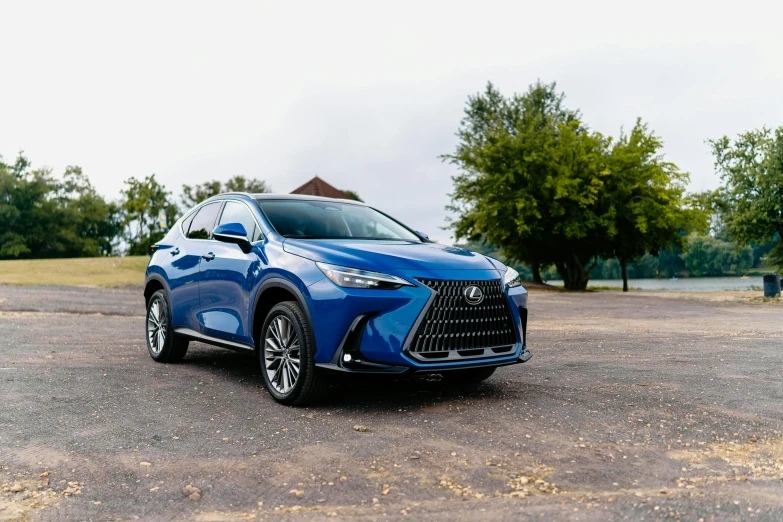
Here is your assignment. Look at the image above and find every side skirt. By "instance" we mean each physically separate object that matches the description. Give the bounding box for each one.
[174,328,255,353]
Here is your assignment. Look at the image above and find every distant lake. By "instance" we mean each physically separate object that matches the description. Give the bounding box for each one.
[545,276,764,292]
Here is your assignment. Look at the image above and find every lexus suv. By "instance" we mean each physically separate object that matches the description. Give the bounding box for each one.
[144,193,530,405]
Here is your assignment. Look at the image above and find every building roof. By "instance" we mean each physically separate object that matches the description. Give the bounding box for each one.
[290,176,352,200]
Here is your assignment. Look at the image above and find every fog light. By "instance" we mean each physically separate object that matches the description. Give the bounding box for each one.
[343,353,352,363]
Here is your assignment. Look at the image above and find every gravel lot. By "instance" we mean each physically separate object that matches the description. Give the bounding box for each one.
[1,285,782,521]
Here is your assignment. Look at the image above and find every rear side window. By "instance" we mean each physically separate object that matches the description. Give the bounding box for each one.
[180,211,197,235]
[187,203,222,240]
[218,201,262,242]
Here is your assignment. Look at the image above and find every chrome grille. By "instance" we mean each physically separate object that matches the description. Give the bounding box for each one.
[408,279,518,356]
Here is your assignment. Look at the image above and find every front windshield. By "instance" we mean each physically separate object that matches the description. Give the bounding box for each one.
[256,199,422,241]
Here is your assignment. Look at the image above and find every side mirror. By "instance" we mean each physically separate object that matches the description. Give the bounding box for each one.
[415,230,430,241]
[213,223,250,249]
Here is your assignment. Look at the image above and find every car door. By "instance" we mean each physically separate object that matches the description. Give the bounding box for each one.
[197,200,265,346]
[168,202,222,332]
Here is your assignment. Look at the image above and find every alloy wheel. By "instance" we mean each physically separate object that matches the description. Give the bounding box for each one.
[147,297,166,355]
[264,315,301,394]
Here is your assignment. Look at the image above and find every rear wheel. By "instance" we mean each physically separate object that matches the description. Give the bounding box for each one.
[260,301,327,406]
[146,290,189,363]
[440,366,496,385]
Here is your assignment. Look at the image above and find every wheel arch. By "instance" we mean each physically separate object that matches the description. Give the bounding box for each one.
[143,274,169,307]
[252,278,314,351]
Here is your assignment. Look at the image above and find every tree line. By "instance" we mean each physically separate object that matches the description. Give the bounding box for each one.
[447,81,783,290]
[461,234,771,282]
[4,80,780,292]
[0,154,273,258]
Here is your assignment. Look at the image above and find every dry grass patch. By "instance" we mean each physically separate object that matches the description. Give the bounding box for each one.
[668,437,783,489]
[0,256,148,287]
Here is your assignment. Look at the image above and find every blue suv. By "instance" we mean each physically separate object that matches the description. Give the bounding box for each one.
[144,193,530,405]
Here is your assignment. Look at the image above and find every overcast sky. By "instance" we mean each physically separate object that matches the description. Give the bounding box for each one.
[3,0,782,242]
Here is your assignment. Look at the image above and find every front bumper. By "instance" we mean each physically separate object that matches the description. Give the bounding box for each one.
[305,268,530,374]
[315,345,532,375]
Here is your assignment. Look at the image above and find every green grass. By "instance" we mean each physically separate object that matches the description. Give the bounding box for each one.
[746,267,779,276]
[0,256,149,287]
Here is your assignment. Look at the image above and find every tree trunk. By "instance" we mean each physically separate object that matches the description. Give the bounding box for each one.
[531,259,543,284]
[556,257,590,291]
[555,262,568,288]
[620,258,629,292]
[572,267,589,291]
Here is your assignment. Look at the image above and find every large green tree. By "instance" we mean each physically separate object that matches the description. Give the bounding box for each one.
[446,81,610,289]
[0,154,53,258]
[447,82,703,290]
[181,176,271,207]
[121,174,179,255]
[710,127,783,273]
[54,166,123,256]
[0,153,121,258]
[604,120,707,290]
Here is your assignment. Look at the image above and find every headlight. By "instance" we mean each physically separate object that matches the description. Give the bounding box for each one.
[316,262,414,290]
[503,266,523,288]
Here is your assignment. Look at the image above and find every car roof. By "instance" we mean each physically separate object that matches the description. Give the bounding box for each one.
[214,192,368,206]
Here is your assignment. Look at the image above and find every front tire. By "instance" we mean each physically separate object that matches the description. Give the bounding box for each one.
[259,301,326,406]
[146,290,189,363]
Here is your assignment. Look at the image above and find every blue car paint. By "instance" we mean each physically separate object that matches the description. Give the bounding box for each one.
[145,194,529,372]
[212,222,248,238]
[162,238,204,332]
[282,238,496,271]
[197,238,261,343]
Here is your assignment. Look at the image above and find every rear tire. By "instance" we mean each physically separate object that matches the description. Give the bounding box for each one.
[441,366,496,385]
[146,290,189,363]
[259,301,327,406]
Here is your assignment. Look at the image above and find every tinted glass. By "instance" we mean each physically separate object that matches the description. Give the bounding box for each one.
[187,202,221,240]
[256,200,421,241]
[181,211,196,235]
[218,201,261,242]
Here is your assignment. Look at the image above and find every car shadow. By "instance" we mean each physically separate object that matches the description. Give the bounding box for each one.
[180,343,260,380]
[180,343,510,410]
[322,374,507,411]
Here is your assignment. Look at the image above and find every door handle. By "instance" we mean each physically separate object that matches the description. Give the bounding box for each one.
[202,252,215,261]
[170,247,180,256]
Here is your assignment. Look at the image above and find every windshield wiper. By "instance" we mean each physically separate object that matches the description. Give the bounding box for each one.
[282,234,330,239]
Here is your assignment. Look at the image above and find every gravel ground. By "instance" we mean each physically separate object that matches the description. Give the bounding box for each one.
[1,285,782,521]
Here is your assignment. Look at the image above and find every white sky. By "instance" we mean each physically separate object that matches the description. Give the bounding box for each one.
[2,0,782,242]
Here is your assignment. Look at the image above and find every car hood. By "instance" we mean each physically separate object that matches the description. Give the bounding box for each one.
[282,239,498,272]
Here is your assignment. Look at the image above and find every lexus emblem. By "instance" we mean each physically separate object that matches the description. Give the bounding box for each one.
[463,285,484,305]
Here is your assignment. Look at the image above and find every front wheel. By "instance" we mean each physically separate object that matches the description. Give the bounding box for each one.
[259,301,327,406]
[146,290,189,363]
